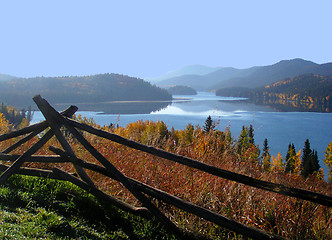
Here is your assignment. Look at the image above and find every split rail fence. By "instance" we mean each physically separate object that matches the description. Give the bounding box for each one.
[0,95,331,240]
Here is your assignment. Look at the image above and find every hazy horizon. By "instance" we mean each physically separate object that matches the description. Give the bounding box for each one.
[1,1,331,79]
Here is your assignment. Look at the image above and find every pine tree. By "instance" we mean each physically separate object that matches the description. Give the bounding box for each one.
[262,138,269,157]
[237,126,249,154]
[203,115,215,133]
[312,149,320,173]
[248,124,255,144]
[262,138,271,171]
[302,139,313,178]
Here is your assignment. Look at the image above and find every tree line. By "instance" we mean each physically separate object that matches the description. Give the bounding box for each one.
[216,74,332,112]
[0,73,172,108]
[204,115,331,181]
[0,103,33,128]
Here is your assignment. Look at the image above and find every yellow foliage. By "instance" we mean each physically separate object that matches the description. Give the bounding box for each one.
[0,112,11,134]
[293,149,302,175]
[324,142,332,182]
[271,152,284,171]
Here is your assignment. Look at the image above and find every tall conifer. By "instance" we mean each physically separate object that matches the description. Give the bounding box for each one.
[302,139,313,178]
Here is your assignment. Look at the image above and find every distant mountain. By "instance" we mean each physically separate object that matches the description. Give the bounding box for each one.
[146,65,221,83]
[0,73,172,108]
[156,66,260,91]
[311,62,332,76]
[0,73,17,81]
[214,58,319,90]
[156,58,332,92]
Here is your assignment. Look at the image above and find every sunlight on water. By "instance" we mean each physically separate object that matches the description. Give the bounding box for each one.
[151,105,250,118]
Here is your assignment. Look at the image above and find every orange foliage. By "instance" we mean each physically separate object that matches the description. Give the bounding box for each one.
[0,119,331,239]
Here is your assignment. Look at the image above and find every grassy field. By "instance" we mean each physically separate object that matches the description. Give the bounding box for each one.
[0,174,187,240]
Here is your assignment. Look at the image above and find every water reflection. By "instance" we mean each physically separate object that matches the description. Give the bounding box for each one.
[252,98,332,113]
[153,93,275,115]
[53,100,171,114]
[51,91,330,115]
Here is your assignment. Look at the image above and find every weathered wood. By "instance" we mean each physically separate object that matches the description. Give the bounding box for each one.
[2,129,46,154]
[0,153,69,163]
[33,95,95,187]
[0,163,65,180]
[0,129,55,185]
[0,96,327,239]
[0,163,149,217]
[53,126,184,239]
[65,117,332,207]
[0,105,77,142]
[49,147,285,240]
[52,167,150,217]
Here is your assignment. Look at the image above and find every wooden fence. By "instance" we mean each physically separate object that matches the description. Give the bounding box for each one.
[0,95,331,240]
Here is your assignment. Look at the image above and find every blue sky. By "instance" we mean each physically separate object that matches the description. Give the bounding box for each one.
[1,0,331,78]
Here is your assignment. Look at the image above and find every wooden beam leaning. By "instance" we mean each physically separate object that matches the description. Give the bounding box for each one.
[0,163,149,217]
[0,104,78,185]
[2,129,46,154]
[0,163,65,180]
[65,117,332,207]
[0,105,78,142]
[0,129,55,185]
[0,153,70,163]
[56,123,184,239]
[51,147,285,240]
[33,95,95,187]
[52,167,150,217]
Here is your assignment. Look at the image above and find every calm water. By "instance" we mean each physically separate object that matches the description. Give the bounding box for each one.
[32,92,332,176]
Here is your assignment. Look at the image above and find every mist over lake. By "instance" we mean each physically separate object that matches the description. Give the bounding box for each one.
[32,92,332,176]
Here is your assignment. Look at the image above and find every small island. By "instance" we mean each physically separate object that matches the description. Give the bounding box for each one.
[167,85,197,95]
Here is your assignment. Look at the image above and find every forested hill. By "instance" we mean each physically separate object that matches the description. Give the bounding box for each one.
[257,74,332,97]
[217,74,332,112]
[0,73,172,108]
[252,74,332,112]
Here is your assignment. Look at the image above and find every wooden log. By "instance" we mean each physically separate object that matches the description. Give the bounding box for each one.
[49,147,285,240]
[0,105,77,142]
[0,129,55,185]
[0,163,65,180]
[52,167,150,217]
[65,117,332,207]
[33,95,95,187]
[0,163,149,217]
[53,125,184,239]
[0,153,69,163]
[2,129,46,154]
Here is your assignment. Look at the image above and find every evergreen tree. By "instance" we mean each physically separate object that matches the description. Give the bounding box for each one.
[262,138,271,171]
[301,139,314,178]
[237,126,249,154]
[312,149,320,173]
[248,124,255,144]
[262,138,269,157]
[203,115,215,133]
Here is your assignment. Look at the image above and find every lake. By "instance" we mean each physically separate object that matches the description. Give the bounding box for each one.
[31,92,332,176]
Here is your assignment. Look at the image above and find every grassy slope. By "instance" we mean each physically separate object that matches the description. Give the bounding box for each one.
[0,174,184,240]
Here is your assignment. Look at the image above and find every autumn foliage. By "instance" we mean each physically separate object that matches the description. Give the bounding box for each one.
[0,114,331,239]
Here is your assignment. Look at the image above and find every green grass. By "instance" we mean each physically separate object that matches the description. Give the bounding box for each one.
[0,173,189,240]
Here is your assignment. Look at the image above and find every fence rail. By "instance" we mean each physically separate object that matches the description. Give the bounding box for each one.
[0,95,330,240]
